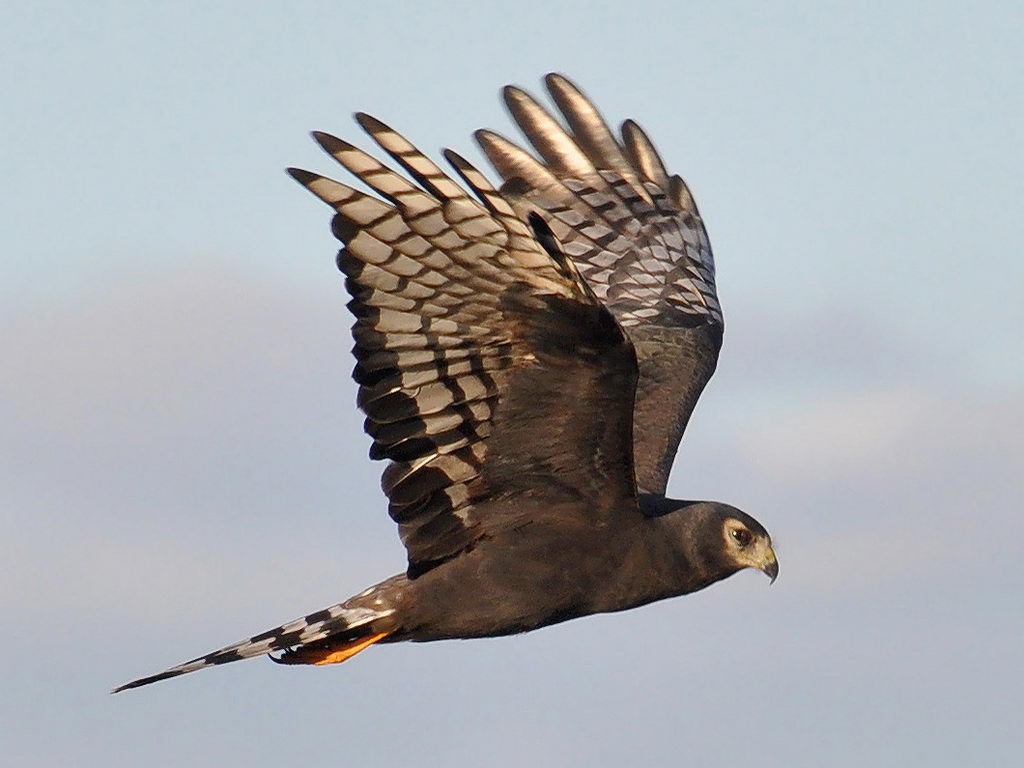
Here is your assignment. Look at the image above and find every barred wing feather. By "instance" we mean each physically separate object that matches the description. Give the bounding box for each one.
[289,115,639,576]
[477,74,724,496]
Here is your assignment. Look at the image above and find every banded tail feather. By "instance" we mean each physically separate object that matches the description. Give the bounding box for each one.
[113,595,396,692]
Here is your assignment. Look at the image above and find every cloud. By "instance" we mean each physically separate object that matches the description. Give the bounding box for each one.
[717,385,1024,592]
[739,386,1023,485]
[720,304,939,390]
[1,261,403,628]
[2,262,344,439]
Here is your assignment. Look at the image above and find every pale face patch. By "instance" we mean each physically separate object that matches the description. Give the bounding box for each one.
[722,517,777,578]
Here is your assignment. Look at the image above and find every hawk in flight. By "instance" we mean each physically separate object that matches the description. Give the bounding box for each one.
[115,74,776,692]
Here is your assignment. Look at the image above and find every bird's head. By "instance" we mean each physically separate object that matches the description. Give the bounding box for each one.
[642,498,778,585]
[718,508,778,583]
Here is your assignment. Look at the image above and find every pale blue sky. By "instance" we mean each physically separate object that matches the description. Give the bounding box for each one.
[3,2,1022,767]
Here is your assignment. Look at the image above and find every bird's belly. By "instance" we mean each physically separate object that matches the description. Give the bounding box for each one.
[396,531,624,641]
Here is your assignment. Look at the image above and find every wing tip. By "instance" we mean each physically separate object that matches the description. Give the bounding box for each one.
[543,72,573,91]
[474,127,512,150]
[354,111,390,136]
[473,128,500,153]
[310,130,344,153]
[543,72,590,108]
[501,83,531,110]
[442,147,478,176]
[286,166,319,187]
[441,146,463,165]
[620,118,641,136]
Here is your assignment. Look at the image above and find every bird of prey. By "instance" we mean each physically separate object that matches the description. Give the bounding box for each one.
[114,74,776,693]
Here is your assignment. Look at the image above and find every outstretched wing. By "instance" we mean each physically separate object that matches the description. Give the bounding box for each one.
[476,74,724,496]
[289,114,639,577]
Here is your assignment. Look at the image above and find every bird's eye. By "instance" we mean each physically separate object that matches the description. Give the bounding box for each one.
[731,528,752,547]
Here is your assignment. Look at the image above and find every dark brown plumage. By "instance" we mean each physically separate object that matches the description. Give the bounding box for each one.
[114,74,776,694]
[477,74,724,495]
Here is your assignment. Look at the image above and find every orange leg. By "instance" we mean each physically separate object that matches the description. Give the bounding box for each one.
[274,631,391,666]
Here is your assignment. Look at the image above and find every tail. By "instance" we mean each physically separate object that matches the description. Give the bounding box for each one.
[113,595,396,693]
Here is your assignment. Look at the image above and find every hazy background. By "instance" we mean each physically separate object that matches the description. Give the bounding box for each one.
[3,2,1022,766]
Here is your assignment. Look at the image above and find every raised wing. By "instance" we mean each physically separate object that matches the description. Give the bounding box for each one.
[289,114,639,577]
[476,74,724,496]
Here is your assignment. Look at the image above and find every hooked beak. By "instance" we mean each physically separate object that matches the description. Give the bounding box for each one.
[760,547,779,584]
